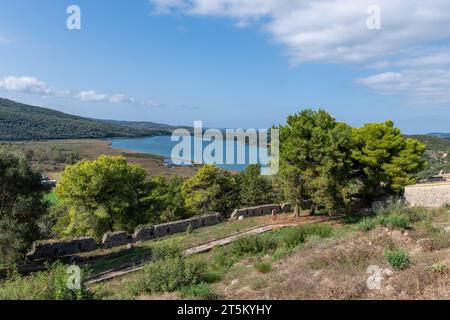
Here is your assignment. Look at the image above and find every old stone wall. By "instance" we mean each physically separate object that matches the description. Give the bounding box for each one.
[27,237,97,260]
[230,203,291,220]
[133,213,221,243]
[102,231,132,248]
[405,183,450,208]
[27,203,291,260]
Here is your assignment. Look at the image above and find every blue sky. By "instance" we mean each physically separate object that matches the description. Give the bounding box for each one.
[1,0,450,133]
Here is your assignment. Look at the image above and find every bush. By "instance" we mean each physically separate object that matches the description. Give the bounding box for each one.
[382,214,410,230]
[254,261,272,274]
[150,241,183,261]
[130,257,207,295]
[384,249,410,270]
[0,263,97,300]
[186,224,193,235]
[231,235,277,256]
[357,217,379,231]
[179,283,218,300]
[278,223,333,248]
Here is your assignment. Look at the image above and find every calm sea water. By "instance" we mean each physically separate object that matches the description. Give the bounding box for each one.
[110,135,268,172]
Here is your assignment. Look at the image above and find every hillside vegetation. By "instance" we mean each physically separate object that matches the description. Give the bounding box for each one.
[409,135,450,179]
[0,98,169,141]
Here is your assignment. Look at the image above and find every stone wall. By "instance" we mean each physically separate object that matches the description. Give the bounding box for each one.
[405,183,450,208]
[230,203,291,220]
[27,237,97,260]
[133,213,221,243]
[102,231,132,248]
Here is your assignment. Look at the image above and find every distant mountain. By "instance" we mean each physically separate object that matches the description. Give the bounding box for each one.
[102,120,193,134]
[427,132,450,139]
[0,98,172,141]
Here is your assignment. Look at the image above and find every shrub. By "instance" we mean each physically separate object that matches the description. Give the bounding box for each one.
[179,283,218,300]
[0,263,97,300]
[357,217,379,231]
[129,257,207,295]
[186,224,193,235]
[384,249,410,270]
[381,214,410,230]
[254,261,272,274]
[428,263,449,274]
[278,223,333,248]
[231,235,277,256]
[150,240,183,261]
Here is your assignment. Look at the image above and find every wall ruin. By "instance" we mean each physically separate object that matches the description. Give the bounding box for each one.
[230,203,291,220]
[405,183,450,208]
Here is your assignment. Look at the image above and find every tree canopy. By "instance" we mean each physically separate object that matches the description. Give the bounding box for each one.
[56,156,150,237]
[0,149,49,265]
[279,109,354,213]
[352,121,426,199]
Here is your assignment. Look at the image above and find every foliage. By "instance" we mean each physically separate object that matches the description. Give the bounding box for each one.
[55,156,150,237]
[231,235,277,256]
[278,109,354,213]
[0,98,155,141]
[150,240,183,261]
[277,223,333,249]
[352,121,426,199]
[147,176,188,223]
[179,283,218,300]
[254,261,272,274]
[237,164,280,207]
[0,263,97,300]
[384,248,411,270]
[182,165,239,217]
[0,149,49,265]
[129,257,208,295]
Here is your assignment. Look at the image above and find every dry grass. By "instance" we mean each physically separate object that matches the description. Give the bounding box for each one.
[212,211,450,300]
[12,139,199,179]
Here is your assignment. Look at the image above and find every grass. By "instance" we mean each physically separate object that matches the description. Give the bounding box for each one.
[0,263,99,300]
[254,261,272,274]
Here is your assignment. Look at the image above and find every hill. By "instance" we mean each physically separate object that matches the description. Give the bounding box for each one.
[409,135,450,179]
[0,98,171,141]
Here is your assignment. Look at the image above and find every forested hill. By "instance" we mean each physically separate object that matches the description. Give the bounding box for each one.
[0,98,171,141]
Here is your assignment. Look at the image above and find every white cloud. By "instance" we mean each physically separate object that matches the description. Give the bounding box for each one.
[0,76,62,96]
[150,0,450,64]
[0,75,160,107]
[150,1,450,104]
[77,90,159,106]
[357,69,450,104]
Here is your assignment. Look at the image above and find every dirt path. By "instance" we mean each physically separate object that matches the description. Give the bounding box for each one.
[86,216,340,285]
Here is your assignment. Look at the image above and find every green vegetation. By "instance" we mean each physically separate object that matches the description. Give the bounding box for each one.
[182,165,239,217]
[279,110,354,214]
[129,257,209,295]
[0,263,97,300]
[352,121,426,199]
[356,201,427,231]
[55,156,151,237]
[0,149,50,266]
[384,248,411,270]
[0,98,164,141]
[409,135,450,180]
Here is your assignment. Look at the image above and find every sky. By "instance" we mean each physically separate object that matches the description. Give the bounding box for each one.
[1,0,450,134]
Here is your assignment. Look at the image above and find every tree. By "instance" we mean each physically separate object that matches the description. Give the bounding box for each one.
[55,156,150,237]
[237,164,279,207]
[0,149,49,265]
[278,109,354,214]
[182,165,238,217]
[352,121,426,200]
[147,176,188,223]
